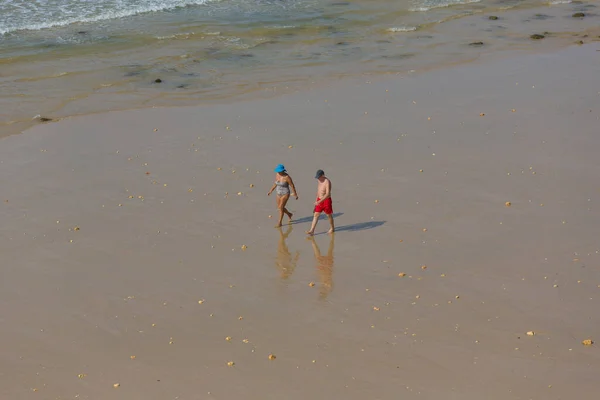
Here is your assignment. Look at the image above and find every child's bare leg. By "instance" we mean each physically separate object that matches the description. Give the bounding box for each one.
[276,195,290,227]
[280,196,292,222]
[275,196,283,227]
[327,214,335,234]
[276,207,285,227]
[306,212,321,235]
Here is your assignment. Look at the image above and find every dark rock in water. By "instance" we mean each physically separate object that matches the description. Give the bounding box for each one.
[336,41,349,46]
[38,117,53,122]
[530,34,545,40]
[331,2,350,5]
[543,31,550,35]
[532,14,553,20]
[572,12,585,18]
[176,84,190,89]
[77,31,87,35]
[577,40,584,45]
[154,78,162,83]
[489,16,499,20]
[469,41,484,46]
[240,53,254,57]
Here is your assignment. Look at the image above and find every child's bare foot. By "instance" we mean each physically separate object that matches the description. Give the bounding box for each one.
[328,228,335,234]
[306,230,314,236]
[287,213,293,221]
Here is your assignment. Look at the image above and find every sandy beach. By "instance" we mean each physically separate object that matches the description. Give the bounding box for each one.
[1,42,600,399]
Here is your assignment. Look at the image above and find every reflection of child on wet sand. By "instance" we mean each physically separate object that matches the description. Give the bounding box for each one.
[275,226,299,280]
[308,235,335,300]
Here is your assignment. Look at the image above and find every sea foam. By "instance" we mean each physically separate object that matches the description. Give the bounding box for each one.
[409,0,481,12]
[0,0,214,36]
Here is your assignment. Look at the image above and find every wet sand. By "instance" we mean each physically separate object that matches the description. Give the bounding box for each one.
[1,43,600,399]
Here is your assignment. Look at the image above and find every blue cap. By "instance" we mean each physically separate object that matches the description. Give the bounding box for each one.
[274,164,286,173]
[315,169,324,179]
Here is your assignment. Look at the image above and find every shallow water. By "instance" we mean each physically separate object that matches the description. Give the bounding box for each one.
[1,0,599,136]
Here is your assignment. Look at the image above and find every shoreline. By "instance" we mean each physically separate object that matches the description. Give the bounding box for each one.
[3,1,600,140]
[2,40,599,399]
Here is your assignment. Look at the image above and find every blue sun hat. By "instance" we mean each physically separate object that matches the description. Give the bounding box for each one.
[274,164,286,173]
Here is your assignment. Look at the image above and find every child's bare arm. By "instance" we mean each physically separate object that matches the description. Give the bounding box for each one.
[288,176,299,199]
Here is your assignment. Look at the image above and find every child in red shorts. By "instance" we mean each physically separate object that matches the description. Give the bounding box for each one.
[307,170,334,235]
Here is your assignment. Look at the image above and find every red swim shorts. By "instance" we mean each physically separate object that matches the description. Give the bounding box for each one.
[314,198,333,215]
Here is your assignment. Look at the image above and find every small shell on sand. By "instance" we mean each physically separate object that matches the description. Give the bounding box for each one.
[480,113,485,116]
[582,339,593,346]
[373,306,380,311]
[268,354,276,360]
[113,383,120,388]
[398,273,406,277]
[241,245,248,250]
[505,201,512,207]
[527,331,535,336]
[227,361,235,367]
[198,300,205,304]
[225,336,232,341]
[421,265,427,270]
[374,199,379,203]
[309,282,316,287]
[130,355,136,360]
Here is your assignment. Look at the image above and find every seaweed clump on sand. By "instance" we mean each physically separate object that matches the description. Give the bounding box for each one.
[530,34,545,40]
[572,13,585,18]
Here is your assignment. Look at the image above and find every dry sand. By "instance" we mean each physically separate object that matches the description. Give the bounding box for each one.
[1,44,600,399]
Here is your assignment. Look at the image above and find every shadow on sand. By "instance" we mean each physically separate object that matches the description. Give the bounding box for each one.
[315,220,386,235]
[291,212,344,225]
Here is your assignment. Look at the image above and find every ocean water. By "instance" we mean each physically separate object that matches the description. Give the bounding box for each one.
[1,0,598,136]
